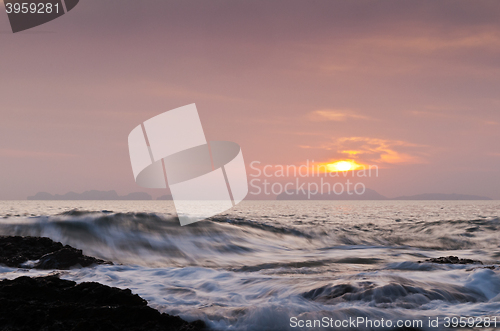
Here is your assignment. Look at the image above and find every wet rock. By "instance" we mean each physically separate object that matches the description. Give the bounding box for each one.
[0,275,205,331]
[0,236,109,269]
[419,256,483,265]
[36,247,109,269]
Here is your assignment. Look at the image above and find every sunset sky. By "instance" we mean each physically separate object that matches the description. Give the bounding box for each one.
[1,0,499,199]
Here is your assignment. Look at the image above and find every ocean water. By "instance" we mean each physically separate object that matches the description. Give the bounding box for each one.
[0,200,499,330]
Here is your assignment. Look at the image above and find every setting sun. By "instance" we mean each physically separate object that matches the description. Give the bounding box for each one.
[327,160,361,172]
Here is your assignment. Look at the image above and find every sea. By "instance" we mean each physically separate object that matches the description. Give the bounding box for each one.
[0,200,499,331]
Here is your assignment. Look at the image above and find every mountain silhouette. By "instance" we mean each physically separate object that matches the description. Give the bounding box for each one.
[27,190,152,200]
[276,188,387,200]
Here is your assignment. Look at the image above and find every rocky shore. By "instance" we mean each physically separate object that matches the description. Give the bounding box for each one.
[0,236,110,269]
[0,236,205,331]
[419,256,483,265]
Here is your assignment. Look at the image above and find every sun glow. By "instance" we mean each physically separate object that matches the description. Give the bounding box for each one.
[326,160,362,172]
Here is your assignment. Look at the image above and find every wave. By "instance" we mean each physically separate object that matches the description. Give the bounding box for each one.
[303,281,486,309]
[210,216,316,239]
[232,257,384,273]
[0,211,317,268]
[0,211,498,269]
[302,268,500,309]
[0,208,499,331]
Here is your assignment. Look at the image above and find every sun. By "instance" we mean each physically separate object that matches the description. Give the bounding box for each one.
[327,160,359,172]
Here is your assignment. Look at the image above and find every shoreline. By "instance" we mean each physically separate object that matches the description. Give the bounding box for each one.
[0,235,206,331]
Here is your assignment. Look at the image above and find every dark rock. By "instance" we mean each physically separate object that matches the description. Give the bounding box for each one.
[0,275,205,331]
[36,247,108,269]
[419,256,483,265]
[0,236,110,269]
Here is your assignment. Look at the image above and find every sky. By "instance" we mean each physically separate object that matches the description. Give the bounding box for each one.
[0,0,499,199]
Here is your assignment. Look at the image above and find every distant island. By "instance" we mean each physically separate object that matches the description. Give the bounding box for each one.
[27,189,492,201]
[276,189,492,200]
[27,190,152,200]
[393,193,492,200]
[276,188,387,200]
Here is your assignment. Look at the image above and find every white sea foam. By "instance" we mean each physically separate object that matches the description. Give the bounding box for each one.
[0,200,498,330]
